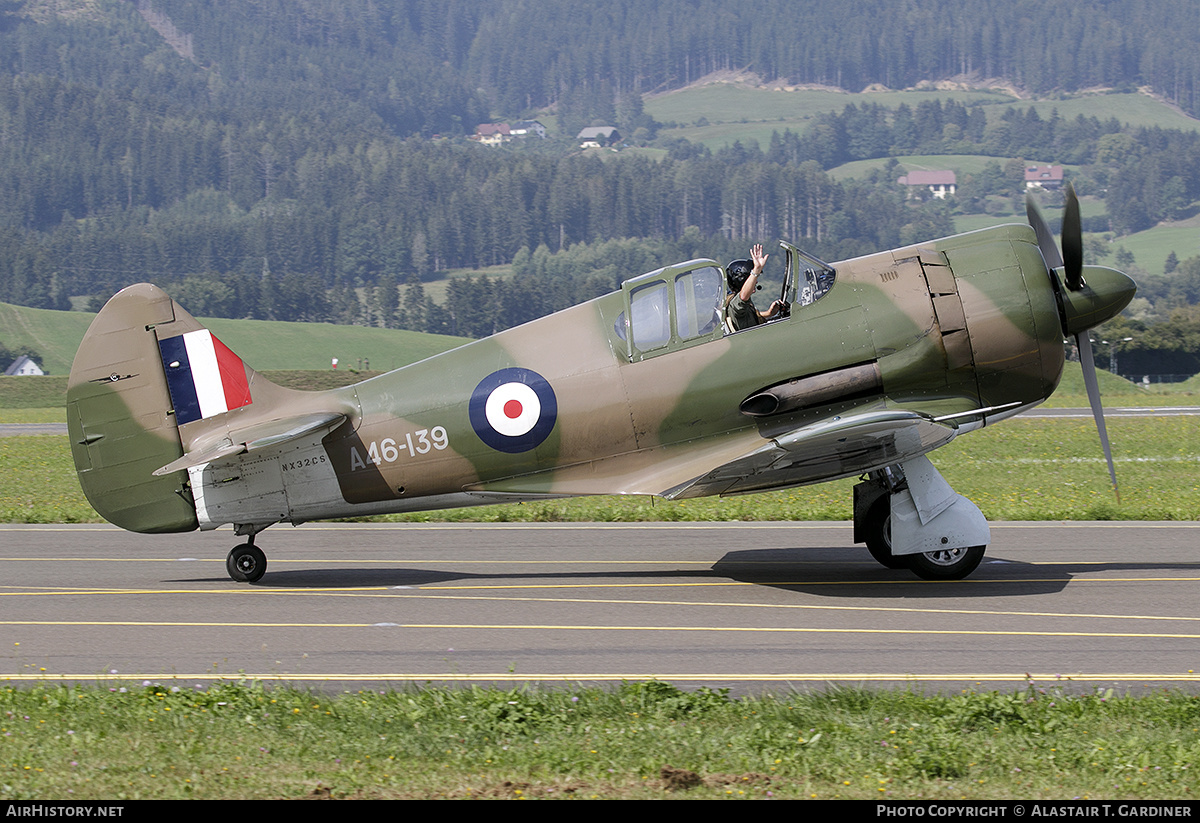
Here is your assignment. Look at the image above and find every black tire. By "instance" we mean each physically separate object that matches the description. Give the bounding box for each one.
[906,545,985,580]
[863,497,908,569]
[864,497,986,579]
[227,544,267,583]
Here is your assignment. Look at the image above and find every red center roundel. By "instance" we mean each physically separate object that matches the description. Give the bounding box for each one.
[484,382,541,437]
[469,368,558,453]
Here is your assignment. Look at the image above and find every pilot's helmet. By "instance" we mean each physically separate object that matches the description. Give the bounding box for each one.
[726,259,754,292]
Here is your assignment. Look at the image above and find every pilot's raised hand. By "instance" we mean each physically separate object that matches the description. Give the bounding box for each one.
[750,244,769,273]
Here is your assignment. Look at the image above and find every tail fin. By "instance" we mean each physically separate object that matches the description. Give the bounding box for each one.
[69,284,350,533]
[68,285,199,532]
[67,284,286,532]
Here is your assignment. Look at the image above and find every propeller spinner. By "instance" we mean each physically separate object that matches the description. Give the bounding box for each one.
[1027,183,1137,499]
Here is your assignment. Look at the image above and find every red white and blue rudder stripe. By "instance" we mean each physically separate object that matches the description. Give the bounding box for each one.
[158,330,253,426]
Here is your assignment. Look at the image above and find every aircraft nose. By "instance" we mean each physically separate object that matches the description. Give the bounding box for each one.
[1059,265,1137,336]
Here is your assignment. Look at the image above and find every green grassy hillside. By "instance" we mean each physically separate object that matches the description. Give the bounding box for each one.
[1108,215,1200,275]
[0,303,96,377]
[646,85,1200,151]
[0,301,470,377]
[423,263,516,306]
[987,92,1200,132]
[828,154,1010,182]
[646,86,1011,137]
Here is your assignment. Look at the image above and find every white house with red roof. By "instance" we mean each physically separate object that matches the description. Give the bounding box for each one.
[472,123,512,146]
[1025,165,1064,190]
[897,170,957,199]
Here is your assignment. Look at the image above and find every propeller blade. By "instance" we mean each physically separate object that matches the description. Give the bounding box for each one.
[1027,192,1070,335]
[1076,332,1119,500]
[1062,183,1084,291]
[1026,197,1063,270]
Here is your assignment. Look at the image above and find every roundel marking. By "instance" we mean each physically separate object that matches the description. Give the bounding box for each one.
[469,368,558,453]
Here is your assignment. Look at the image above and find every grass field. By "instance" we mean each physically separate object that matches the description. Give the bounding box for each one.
[2,354,1197,523]
[646,85,1013,134]
[3,357,1187,413]
[0,370,391,410]
[0,304,95,377]
[829,153,1017,182]
[648,88,1005,152]
[2,679,1198,800]
[3,408,1198,524]
[989,92,1200,133]
[953,200,1200,276]
[646,84,1200,152]
[1109,214,1200,276]
[826,159,1193,276]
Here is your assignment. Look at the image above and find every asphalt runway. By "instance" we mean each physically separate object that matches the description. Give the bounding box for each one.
[3,521,1200,692]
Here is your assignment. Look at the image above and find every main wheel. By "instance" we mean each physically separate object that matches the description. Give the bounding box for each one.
[226,543,267,583]
[863,497,908,570]
[906,545,985,580]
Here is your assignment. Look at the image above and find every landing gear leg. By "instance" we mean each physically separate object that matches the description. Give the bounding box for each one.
[854,457,989,580]
[226,528,268,583]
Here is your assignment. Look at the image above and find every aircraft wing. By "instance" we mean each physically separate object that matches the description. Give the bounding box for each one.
[662,409,959,499]
[472,409,959,500]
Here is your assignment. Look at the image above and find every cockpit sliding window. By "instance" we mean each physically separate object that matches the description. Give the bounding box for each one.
[615,246,835,360]
[616,261,725,360]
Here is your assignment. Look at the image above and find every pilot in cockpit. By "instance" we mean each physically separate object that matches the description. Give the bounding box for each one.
[723,244,784,332]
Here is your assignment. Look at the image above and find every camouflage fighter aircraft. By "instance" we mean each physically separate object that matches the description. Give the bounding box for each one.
[67,187,1135,583]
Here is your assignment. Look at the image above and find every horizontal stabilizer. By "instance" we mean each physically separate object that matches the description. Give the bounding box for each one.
[152,411,345,476]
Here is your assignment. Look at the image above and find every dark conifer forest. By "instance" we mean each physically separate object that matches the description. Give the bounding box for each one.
[2,0,1200,341]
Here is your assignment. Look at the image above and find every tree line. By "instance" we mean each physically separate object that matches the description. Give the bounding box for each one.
[3,0,1200,372]
[5,85,1200,329]
[467,0,1200,122]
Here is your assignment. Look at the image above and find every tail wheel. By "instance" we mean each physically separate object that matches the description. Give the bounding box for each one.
[227,543,266,583]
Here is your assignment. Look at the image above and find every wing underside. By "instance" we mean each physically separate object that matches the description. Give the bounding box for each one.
[472,409,959,500]
[663,409,959,499]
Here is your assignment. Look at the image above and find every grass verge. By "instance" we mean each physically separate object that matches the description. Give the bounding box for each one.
[2,679,1197,799]
[3,412,1200,523]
